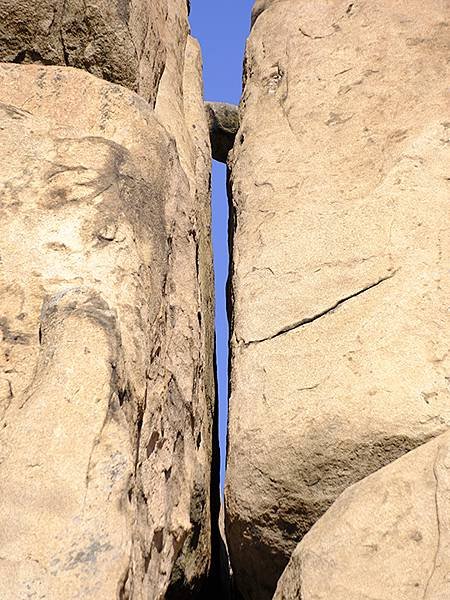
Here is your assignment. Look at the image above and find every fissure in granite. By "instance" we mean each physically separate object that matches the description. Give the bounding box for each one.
[0,1,449,599]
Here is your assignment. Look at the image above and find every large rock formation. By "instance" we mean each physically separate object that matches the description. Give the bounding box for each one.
[0,0,191,106]
[274,429,450,600]
[225,1,450,598]
[0,0,216,597]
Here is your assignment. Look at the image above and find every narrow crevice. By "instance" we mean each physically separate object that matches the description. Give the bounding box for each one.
[242,270,398,346]
[197,340,229,599]
[225,164,236,469]
[189,5,253,598]
[298,26,335,40]
[59,0,70,65]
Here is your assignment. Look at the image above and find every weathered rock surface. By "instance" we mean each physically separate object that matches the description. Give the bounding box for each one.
[225,1,450,598]
[0,0,191,105]
[0,58,214,600]
[274,429,450,600]
[205,102,239,164]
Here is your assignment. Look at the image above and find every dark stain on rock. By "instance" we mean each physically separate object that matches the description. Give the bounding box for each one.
[189,482,206,551]
[325,112,354,126]
[146,431,160,457]
[62,540,113,571]
[40,289,119,343]
[39,289,123,412]
[153,528,164,553]
[12,49,56,66]
[165,481,207,599]
[251,0,270,29]
[43,136,127,210]
[0,317,31,345]
[117,0,131,23]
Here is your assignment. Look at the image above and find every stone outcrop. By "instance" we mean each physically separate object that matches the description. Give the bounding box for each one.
[1,0,450,597]
[205,102,239,164]
[274,429,450,600]
[0,0,216,597]
[225,0,450,598]
[0,0,193,106]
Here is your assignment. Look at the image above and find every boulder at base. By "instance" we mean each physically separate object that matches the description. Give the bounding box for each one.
[274,429,450,600]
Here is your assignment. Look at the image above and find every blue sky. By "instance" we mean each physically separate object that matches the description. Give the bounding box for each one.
[190,1,255,487]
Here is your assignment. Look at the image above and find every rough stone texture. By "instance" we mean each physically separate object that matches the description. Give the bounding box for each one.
[152,17,219,595]
[0,59,214,600]
[205,102,240,164]
[0,0,191,106]
[274,429,450,600]
[225,1,450,598]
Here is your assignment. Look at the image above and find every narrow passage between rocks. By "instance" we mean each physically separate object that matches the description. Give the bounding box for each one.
[190,1,252,490]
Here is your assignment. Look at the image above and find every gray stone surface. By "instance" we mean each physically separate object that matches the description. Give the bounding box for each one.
[206,102,239,164]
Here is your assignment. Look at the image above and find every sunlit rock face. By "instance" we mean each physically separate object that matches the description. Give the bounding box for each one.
[225,0,450,598]
[274,429,450,600]
[0,0,216,596]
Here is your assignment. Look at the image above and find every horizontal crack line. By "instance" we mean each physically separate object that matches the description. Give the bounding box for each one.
[243,269,398,346]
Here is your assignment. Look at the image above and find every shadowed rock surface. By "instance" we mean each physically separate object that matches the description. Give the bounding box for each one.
[205,102,239,164]
[225,1,450,598]
[0,0,175,105]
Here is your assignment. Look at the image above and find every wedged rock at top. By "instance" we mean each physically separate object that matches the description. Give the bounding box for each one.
[225,0,450,598]
[0,0,190,105]
[0,61,214,599]
[205,102,239,164]
[274,429,450,600]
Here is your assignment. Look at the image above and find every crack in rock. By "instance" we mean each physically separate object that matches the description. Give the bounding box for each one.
[423,448,443,599]
[242,270,398,345]
[298,2,358,40]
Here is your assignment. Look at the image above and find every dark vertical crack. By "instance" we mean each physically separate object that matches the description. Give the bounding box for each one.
[298,26,335,40]
[196,341,224,599]
[60,0,70,65]
[225,166,235,471]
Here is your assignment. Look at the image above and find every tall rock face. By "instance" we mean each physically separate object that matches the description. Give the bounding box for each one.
[0,1,216,598]
[274,429,450,600]
[225,1,450,598]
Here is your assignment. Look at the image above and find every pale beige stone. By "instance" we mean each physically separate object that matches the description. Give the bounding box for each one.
[0,61,214,599]
[225,1,450,598]
[274,429,450,600]
[0,0,190,105]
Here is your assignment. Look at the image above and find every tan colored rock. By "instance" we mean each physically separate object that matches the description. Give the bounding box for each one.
[0,60,214,598]
[150,29,219,596]
[225,1,450,598]
[0,0,190,105]
[274,429,450,600]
